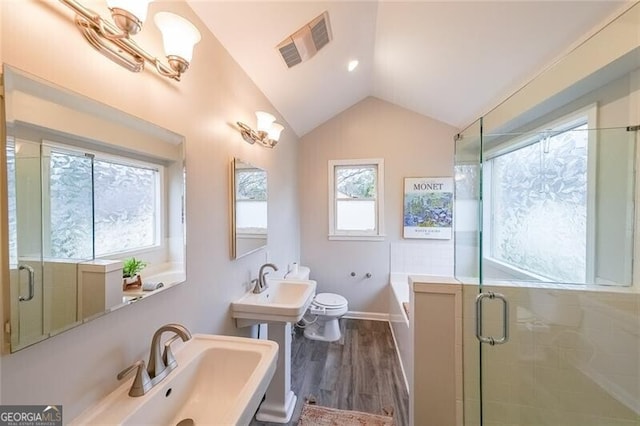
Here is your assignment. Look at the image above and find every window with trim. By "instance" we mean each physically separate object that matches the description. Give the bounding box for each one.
[7,140,160,264]
[328,158,384,240]
[43,143,161,259]
[484,109,594,283]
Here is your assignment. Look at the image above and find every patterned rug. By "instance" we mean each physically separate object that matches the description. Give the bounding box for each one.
[297,403,395,426]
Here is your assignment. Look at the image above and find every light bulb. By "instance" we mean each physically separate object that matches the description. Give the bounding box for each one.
[255,112,276,133]
[154,12,201,62]
[268,123,284,141]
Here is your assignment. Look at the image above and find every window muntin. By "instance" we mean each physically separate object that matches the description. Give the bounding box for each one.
[488,122,589,282]
[329,159,384,239]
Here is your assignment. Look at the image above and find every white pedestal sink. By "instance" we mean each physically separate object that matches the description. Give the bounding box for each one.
[232,279,316,423]
[71,335,278,425]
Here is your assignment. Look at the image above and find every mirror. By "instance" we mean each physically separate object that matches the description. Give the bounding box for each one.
[2,65,186,352]
[230,158,267,259]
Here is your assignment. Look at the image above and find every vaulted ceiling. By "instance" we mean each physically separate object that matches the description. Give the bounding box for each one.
[188,1,624,136]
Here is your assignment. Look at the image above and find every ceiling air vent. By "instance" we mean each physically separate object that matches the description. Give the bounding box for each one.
[277,11,332,69]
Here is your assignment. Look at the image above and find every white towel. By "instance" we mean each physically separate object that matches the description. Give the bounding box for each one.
[142,281,164,291]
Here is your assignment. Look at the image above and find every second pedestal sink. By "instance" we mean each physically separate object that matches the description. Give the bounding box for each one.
[231,279,317,325]
[232,278,316,423]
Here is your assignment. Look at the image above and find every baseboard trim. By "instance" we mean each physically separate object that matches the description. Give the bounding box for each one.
[343,311,390,321]
[389,322,410,395]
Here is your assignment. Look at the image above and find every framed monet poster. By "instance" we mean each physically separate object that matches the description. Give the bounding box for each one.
[403,177,453,239]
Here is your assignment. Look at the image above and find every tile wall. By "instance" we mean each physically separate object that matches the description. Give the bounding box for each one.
[463,283,640,426]
[390,241,454,276]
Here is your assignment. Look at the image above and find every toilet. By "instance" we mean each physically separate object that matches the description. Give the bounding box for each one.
[303,292,349,342]
[284,264,349,342]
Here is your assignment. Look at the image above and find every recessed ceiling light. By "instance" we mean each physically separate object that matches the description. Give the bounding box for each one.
[347,60,359,72]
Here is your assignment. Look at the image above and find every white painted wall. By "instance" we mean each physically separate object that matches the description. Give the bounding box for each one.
[0,0,300,419]
[299,97,456,314]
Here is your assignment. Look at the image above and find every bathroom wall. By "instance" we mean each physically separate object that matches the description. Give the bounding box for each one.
[299,97,456,314]
[0,0,300,419]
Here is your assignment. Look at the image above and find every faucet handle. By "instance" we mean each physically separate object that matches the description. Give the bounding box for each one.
[117,360,152,397]
[162,335,181,370]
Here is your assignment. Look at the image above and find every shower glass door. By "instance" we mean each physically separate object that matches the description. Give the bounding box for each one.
[8,138,44,349]
[457,123,640,425]
[479,126,639,425]
[7,136,94,350]
[455,118,484,426]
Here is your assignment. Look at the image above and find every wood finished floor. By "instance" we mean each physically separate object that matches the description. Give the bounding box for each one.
[250,319,409,426]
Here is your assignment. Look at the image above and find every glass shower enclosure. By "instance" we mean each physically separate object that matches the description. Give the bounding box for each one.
[455,3,640,425]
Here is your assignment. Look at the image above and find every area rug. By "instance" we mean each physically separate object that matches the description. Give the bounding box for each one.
[297,403,395,426]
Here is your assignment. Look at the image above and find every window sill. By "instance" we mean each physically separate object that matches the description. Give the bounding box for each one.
[483,257,633,289]
[483,257,549,282]
[328,234,386,242]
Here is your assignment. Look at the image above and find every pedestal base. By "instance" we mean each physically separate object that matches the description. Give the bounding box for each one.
[256,390,297,423]
[256,322,297,423]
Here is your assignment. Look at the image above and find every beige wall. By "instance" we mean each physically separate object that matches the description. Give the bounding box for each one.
[299,97,456,313]
[0,0,300,419]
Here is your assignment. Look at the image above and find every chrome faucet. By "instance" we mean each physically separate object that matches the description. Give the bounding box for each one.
[253,263,278,294]
[117,323,192,397]
[147,323,192,378]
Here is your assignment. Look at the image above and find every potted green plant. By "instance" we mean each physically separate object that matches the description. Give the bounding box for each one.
[122,257,147,290]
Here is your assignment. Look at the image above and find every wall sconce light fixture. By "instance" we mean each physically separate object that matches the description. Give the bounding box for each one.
[59,0,201,81]
[237,112,285,149]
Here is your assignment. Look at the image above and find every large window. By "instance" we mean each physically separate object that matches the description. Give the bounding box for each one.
[328,158,384,240]
[45,144,160,259]
[485,114,592,283]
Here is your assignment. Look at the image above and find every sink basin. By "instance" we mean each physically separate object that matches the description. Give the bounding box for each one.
[71,334,278,425]
[231,279,317,325]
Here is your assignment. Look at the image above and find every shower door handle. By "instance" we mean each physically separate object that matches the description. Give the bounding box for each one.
[475,292,509,345]
[18,264,35,302]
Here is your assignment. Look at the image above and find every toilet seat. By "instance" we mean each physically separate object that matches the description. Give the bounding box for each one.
[313,293,347,308]
[309,293,348,316]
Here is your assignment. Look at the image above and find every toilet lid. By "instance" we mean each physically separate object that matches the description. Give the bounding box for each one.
[314,293,348,308]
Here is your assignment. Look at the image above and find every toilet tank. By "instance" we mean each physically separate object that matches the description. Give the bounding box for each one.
[285,265,310,280]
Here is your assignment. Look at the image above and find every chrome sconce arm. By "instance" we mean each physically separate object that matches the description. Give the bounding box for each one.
[237,121,278,149]
[59,0,200,82]
[237,111,285,149]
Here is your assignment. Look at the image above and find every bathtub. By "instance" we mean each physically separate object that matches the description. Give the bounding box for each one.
[389,273,411,393]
